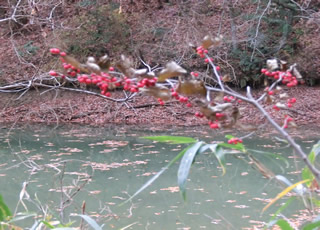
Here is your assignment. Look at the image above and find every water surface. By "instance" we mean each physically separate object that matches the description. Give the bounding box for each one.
[0,125,319,229]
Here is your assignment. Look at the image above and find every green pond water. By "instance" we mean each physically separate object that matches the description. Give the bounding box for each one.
[0,125,319,229]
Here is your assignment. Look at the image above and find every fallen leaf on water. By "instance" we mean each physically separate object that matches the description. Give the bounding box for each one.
[160,186,180,193]
[89,190,102,195]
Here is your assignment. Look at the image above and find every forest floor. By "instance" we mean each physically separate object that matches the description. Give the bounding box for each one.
[1,84,319,129]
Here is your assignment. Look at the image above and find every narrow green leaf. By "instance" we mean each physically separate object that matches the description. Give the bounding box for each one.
[0,194,12,221]
[178,142,204,200]
[142,136,197,144]
[275,219,294,230]
[77,215,102,230]
[122,146,191,205]
[303,221,320,230]
[41,221,55,229]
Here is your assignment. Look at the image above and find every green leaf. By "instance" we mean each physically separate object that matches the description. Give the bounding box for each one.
[77,215,102,230]
[0,194,12,221]
[122,146,191,204]
[218,142,246,153]
[275,219,294,230]
[302,167,314,187]
[303,220,320,230]
[308,141,320,164]
[142,136,197,144]
[225,135,235,140]
[302,141,320,187]
[178,142,204,200]
[41,221,55,229]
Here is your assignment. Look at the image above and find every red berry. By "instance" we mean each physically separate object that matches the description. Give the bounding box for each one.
[195,112,204,118]
[273,105,280,111]
[85,78,92,84]
[49,70,58,76]
[69,71,76,77]
[289,98,296,103]
[49,48,60,55]
[60,52,66,57]
[130,87,138,93]
[287,103,292,108]
[268,91,274,95]
[204,58,209,63]
[171,91,178,97]
[210,123,219,129]
[109,66,115,71]
[186,103,192,107]
[216,66,221,71]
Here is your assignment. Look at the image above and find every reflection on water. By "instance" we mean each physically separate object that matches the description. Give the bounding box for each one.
[0,125,319,229]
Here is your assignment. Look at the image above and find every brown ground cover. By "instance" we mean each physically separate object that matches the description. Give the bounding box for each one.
[1,85,319,128]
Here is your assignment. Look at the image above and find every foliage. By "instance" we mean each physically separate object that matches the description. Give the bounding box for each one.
[62,3,129,57]
[0,196,103,230]
[230,0,301,87]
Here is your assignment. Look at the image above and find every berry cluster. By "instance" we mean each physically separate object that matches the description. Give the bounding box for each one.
[261,69,298,87]
[49,48,161,97]
[196,46,208,58]
[227,137,243,145]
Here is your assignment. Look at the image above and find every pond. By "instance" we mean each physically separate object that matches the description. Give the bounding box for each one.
[0,125,319,229]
